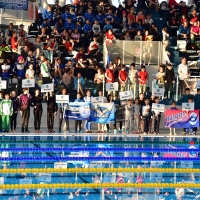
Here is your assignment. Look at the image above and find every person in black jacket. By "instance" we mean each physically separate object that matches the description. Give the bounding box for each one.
[164,63,175,100]
[10,90,19,133]
[45,91,58,133]
[31,89,43,133]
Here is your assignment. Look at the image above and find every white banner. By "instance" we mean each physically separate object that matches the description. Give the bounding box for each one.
[22,79,35,88]
[56,95,69,103]
[106,82,118,91]
[0,177,4,185]
[119,90,133,100]
[182,103,194,110]
[0,80,6,89]
[54,162,68,169]
[38,173,51,183]
[19,179,32,184]
[152,88,164,96]
[41,83,54,93]
[91,97,107,103]
[152,103,165,112]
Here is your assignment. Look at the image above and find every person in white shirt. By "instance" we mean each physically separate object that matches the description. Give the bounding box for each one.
[129,63,138,99]
[178,57,190,95]
[26,64,35,79]
[156,65,165,89]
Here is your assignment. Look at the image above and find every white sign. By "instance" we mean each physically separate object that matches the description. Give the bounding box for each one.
[41,83,54,93]
[22,79,35,88]
[56,95,69,103]
[119,90,133,100]
[152,88,164,96]
[0,177,4,185]
[0,80,6,89]
[197,80,200,88]
[182,103,194,110]
[38,173,51,183]
[1,151,9,158]
[106,82,118,91]
[19,179,32,184]
[152,103,165,112]
[54,162,68,169]
[91,97,106,103]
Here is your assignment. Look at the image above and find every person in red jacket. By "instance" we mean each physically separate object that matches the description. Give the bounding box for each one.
[11,31,19,53]
[118,64,127,92]
[138,65,148,94]
[105,63,116,98]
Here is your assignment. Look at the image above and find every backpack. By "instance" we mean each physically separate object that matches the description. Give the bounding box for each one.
[20,94,29,110]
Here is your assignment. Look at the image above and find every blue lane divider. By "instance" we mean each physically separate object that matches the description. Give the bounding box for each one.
[0,147,198,152]
[0,157,200,161]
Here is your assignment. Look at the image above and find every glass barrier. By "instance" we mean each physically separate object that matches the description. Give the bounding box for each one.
[104,40,165,65]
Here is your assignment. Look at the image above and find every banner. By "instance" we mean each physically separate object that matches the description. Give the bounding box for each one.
[106,82,118,91]
[0,0,28,10]
[181,78,200,95]
[152,88,164,96]
[165,110,199,128]
[119,90,133,100]
[90,103,115,124]
[152,103,165,112]
[116,105,125,122]
[22,79,35,88]
[64,102,90,120]
[41,83,54,93]
[56,95,69,103]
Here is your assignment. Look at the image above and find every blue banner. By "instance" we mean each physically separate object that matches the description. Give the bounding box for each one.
[90,103,115,124]
[0,0,28,10]
[64,102,90,120]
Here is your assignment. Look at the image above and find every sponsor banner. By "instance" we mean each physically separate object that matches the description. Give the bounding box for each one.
[181,78,200,95]
[152,103,165,112]
[54,162,68,169]
[22,79,35,88]
[0,0,28,10]
[90,103,115,124]
[56,95,69,103]
[91,96,107,103]
[119,90,133,100]
[152,88,164,96]
[64,102,90,120]
[106,82,118,91]
[182,103,194,111]
[116,105,125,122]
[165,110,199,128]
[41,83,54,93]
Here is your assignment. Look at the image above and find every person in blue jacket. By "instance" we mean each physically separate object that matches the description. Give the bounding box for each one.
[62,7,72,22]
[95,11,105,29]
[64,18,75,31]
[182,88,193,103]
[83,20,92,36]
[84,8,95,23]
[42,5,53,22]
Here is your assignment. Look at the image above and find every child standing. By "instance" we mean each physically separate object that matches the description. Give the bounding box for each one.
[74,92,83,135]
[138,65,148,94]
[25,64,35,79]
[84,90,92,134]
[0,94,13,133]
[125,99,134,134]
[152,97,161,135]
[133,98,141,134]
[140,98,151,134]
[169,101,178,136]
